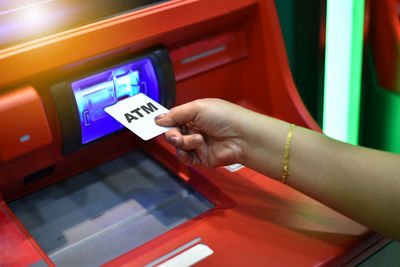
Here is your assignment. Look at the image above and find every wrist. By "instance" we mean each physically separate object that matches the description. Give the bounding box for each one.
[240,113,290,180]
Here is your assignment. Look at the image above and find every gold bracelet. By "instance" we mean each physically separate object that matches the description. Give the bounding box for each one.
[282,124,295,184]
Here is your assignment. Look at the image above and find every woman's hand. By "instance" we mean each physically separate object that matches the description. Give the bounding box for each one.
[155,98,251,168]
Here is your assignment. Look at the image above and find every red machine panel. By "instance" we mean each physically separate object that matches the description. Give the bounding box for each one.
[0,203,52,267]
[0,86,52,162]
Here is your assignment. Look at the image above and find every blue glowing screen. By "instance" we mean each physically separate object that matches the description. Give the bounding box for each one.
[71,58,160,144]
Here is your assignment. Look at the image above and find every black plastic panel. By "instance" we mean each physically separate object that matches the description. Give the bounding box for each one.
[50,46,176,154]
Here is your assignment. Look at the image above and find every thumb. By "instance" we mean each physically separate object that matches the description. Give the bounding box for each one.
[155,101,200,126]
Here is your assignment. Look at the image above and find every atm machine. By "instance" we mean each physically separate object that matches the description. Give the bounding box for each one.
[0,0,390,266]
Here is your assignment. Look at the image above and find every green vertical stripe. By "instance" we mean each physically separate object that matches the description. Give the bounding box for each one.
[323,0,364,144]
[348,0,365,144]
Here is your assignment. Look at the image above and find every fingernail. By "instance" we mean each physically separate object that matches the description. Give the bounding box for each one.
[171,136,178,146]
[194,135,202,143]
[155,113,166,121]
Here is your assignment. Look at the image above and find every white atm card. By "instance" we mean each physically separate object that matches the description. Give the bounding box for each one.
[104,93,171,140]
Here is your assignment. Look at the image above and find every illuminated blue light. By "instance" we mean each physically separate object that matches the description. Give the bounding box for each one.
[71,58,160,144]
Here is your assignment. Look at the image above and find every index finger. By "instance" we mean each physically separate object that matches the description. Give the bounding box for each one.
[155,100,200,127]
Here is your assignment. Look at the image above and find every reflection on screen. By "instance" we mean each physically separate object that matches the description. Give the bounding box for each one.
[0,0,167,49]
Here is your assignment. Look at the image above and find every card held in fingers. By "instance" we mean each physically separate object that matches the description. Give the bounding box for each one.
[104,93,171,140]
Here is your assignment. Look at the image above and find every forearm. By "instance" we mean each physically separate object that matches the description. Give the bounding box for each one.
[290,127,400,240]
[240,113,400,240]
